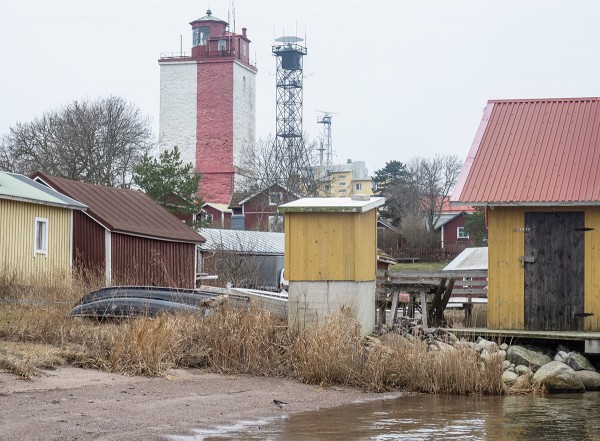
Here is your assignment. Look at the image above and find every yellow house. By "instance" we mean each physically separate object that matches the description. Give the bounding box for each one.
[452,98,600,335]
[320,159,374,197]
[0,172,86,284]
[279,195,385,334]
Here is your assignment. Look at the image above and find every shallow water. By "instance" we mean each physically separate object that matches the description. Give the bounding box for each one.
[170,392,600,440]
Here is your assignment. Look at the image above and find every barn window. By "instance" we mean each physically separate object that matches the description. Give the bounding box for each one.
[34,217,48,256]
[457,227,469,239]
[269,192,283,206]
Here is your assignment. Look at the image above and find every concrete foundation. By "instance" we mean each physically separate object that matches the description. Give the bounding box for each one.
[288,281,375,335]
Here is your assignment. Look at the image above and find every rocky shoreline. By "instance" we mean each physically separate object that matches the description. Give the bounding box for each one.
[376,316,600,393]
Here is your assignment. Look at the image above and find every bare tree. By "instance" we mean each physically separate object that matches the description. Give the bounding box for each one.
[0,96,153,187]
[408,154,462,232]
[238,134,326,196]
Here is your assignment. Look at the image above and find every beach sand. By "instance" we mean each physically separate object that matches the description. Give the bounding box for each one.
[0,367,404,440]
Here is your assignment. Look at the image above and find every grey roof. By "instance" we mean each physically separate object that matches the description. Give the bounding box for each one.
[0,172,86,210]
[198,228,284,255]
[279,196,385,213]
[443,247,488,271]
[434,212,463,229]
[191,9,227,25]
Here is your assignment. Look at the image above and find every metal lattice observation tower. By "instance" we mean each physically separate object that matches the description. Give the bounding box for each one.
[271,36,315,194]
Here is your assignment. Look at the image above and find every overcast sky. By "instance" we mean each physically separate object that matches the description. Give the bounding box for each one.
[1,1,599,175]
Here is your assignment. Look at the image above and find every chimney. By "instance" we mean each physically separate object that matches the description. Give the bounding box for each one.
[242,27,247,37]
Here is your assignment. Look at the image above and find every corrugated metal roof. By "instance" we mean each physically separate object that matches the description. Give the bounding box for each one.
[0,172,86,210]
[443,247,488,271]
[32,173,204,244]
[198,228,284,255]
[434,213,462,229]
[278,196,385,213]
[452,97,600,205]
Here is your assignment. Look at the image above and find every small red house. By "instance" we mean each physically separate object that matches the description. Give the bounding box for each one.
[434,200,476,252]
[229,184,299,232]
[32,172,205,288]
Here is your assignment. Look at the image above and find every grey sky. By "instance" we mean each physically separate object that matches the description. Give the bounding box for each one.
[1,1,598,176]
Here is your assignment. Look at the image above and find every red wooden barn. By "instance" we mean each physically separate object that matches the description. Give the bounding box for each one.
[32,172,205,288]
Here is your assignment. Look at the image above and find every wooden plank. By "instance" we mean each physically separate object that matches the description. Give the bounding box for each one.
[390,292,399,322]
[420,289,428,328]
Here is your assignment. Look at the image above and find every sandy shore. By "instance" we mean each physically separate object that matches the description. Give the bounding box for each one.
[0,367,404,440]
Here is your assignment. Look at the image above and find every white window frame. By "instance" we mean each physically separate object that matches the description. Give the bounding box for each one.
[355,183,362,191]
[34,217,48,257]
[457,226,469,239]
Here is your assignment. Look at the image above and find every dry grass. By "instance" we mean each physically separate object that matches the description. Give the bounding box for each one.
[0,272,507,394]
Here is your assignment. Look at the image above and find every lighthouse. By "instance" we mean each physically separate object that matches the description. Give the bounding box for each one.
[158,10,257,204]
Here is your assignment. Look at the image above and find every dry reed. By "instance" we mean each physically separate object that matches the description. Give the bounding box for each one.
[1,272,508,394]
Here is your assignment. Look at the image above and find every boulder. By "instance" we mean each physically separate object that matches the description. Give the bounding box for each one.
[532,361,585,392]
[500,343,509,351]
[507,346,552,372]
[512,372,533,390]
[573,370,600,391]
[554,351,568,363]
[515,365,531,376]
[502,360,512,370]
[502,370,518,385]
[566,352,596,372]
[435,341,455,352]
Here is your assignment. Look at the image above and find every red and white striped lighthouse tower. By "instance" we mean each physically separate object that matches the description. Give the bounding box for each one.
[158,9,256,204]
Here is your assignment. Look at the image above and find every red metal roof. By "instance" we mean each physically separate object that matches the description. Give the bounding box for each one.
[452,97,600,205]
[32,173,205,243]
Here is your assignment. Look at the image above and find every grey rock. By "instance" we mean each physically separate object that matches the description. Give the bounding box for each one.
[500,343,509,351]
[507,346,552,372]
[507,366,515,372]
[554,351,568,363]
[512,372,534,390]
[446,332,458,343]
[515,365,531,375]
[573,370,600,391]
[566,352,597,372]
[532,361,585,392]
[435,341,455,352]
[556,344,571,354]
[502,370,519,385]
[502,360,512,370]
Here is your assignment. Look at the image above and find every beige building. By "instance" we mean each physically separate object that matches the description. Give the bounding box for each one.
[320,159,374,197]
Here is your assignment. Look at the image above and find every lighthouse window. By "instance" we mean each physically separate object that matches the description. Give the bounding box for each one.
[218,39,226,51]
[243,42,247,56]
[193,26,210,46]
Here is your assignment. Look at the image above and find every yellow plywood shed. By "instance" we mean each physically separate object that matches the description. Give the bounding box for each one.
[284,209,377,281]
[488,206,600,331]
[585,207,600,331]
[487,207,525,329]
[0,199,72,282]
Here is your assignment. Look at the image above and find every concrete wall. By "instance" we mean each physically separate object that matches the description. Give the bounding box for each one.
[158,62,197,166]
[287,281,375,335]
[232,61,256,176]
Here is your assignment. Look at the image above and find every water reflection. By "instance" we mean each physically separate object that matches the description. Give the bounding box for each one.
[171,392,600,441]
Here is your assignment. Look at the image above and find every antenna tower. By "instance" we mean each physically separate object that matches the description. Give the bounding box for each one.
[316,111,334,167]
[271,36,315,195]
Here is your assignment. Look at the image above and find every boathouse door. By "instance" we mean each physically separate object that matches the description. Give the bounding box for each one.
[524,212,585,331]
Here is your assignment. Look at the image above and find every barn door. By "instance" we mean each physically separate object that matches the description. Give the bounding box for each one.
[524,212,585,331]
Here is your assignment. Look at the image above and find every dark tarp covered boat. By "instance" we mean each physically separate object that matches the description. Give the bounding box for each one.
[69,286,249,319]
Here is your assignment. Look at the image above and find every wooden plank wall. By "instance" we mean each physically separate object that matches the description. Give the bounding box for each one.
[284,209,377,282]
[0,199,72,283]
[489,206,600,331]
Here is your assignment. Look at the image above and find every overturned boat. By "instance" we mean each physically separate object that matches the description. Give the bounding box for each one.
[69,286,249,319]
